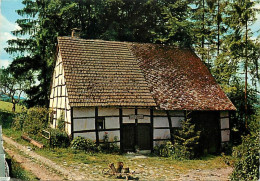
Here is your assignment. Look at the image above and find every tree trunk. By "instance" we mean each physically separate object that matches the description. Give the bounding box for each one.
[12,100,16,112]
[245,19,248,128]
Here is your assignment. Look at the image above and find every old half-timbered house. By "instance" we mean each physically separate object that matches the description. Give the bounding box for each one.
[49,36,236,153]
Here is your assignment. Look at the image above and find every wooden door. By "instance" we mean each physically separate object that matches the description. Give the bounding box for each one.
[137,124,151,150]
[121,123,152,151]
[192,111,221,154]
[121,124,135,151]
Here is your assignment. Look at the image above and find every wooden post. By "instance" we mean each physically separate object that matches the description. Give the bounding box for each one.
[134,107,138,150]
[95,107,99,145]
[150,107,154,152]
[119,107,123,151]
[71,107,74,139]
[218,111,222,152]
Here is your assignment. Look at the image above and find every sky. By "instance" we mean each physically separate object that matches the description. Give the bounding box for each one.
[0,0,260,69]
[0,0,23,68]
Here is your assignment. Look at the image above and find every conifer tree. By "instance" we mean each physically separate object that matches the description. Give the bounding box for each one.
[173,115,201,159]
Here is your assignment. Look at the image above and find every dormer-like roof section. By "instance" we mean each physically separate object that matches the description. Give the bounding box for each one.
[57,36,236,110]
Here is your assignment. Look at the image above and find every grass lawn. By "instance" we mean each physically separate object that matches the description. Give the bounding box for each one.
[36,148,230,174]
[0,100,24,113]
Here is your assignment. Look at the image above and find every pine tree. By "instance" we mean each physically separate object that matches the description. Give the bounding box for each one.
[5,0,168,108]
[173,116,201,159]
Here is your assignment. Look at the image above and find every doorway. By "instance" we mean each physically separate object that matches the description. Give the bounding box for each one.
[192,111,221,154]
[121,123,151,151]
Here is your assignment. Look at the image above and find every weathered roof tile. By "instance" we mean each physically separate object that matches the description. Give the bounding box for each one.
[57,37,236,111]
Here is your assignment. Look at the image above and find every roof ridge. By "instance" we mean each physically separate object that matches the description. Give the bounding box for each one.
[57,36,188,49]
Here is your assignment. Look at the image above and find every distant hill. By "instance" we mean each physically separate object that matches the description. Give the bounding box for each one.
[0,94,26,101]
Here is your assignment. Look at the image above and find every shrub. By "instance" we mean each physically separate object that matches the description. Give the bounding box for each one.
[71,136,100,152]
[12,109,26,130]
[71,136,87,150]
[154,141,174,157]
[13,107,49,135]
[231,119,259,181]
[57,111,65,131]
[110,136,120,153]
[0,111,14,129]
[50,129,70,148]
[100,132,120,153]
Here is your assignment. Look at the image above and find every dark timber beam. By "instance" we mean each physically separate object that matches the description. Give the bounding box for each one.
[119,107,123,151]
[95,107,99,145]
[150,107,154,152]
[134,107,138,150]
[166,110,174,143]
[71,107,74,139]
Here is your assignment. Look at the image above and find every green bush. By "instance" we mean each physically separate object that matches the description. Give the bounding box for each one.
[13,107,49,135]
[57,111,65,131]
[50,129,70,148]
[154,141,174,157]
[0,111,14,129]
[100,132,120,153]
[12,110,26,130]
[231,119,259,181]
[71,136,87,150]
[71,136,100,152]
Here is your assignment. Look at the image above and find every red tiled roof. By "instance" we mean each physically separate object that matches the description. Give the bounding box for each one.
[57,37,236,110]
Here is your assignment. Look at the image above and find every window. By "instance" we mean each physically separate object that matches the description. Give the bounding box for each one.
[97,117,105,130]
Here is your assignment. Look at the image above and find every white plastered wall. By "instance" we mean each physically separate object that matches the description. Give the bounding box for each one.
[73,107,120,142]
[153,110,184,147]
[71,106,185,149]
[49,51,71,134]
[220,111,230,142]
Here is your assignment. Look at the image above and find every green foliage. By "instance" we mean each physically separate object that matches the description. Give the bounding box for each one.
[57,111,65,131]
[231,118,260,181]
[100,132,119,153]
[228,79,258,143]
[173,118,201,159]
[71,137,87,150]
[71,136,100,152]
[154,118,201,159]
[13,107,49,135]
[154,0,193,47]
[0,111,15,129]
[154,141,174,157]
[12,109,27,131]
[49,128,70,148]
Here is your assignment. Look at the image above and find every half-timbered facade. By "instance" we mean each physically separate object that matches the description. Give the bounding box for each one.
[49,37,236,152]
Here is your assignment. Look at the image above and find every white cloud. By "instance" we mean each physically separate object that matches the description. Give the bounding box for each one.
[0,13,20,63]
[251,3,260,38]
[0,59,11,68]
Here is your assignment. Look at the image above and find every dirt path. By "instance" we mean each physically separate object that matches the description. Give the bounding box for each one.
[3,135,103,180]
[5,147,63,180]
[3,135,232,180]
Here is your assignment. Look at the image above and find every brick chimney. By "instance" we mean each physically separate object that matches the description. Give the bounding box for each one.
[71,28,81,38]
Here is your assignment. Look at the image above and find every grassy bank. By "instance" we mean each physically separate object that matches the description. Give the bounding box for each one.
[5,153,37,180]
